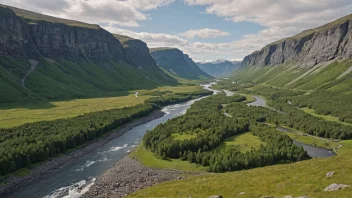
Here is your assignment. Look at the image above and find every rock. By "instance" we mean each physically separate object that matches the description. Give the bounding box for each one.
[283,196,293,198]
[208,195,223,198]
[261,196,274,198]
[326,171,335,177]
[239,192,246,195]
[296,196,308,198]
[113,183,120,188]
[241,18,352,68]
[324,183,351,191]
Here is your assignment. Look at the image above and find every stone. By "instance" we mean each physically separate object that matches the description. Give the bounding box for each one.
[326,171,335,177]
[261,196,274,198]
[239,192,246,195]
[208,195,223,198]
[283,196,293,198]
[324,183,351,191]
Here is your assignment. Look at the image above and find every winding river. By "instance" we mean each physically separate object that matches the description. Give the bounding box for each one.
[9,84,334,198]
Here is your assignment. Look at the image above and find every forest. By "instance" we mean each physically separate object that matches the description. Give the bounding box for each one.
[0,90,211,175]
[143,94,310,172]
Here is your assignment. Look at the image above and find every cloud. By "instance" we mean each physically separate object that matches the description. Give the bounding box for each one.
[184,0,352,59]
[105,26,188,47]
[179,28,230,39]
[0,0,174,27]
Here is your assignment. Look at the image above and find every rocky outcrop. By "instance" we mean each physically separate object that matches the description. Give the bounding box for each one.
[197,60,241,77]
[150,48,213,79]
[242,14,352,68]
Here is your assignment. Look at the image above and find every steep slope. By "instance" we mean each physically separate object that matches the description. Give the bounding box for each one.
[0,4,176,103]
[197,60,241,77]
[241,13,352,68]
[150,48,213,79]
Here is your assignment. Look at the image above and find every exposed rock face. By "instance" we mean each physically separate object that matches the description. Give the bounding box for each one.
[115,35,158,68]
[150,48,213,79]
[0,6,124,62]
[197,60,242,77]
[324,183,350,191]
[242,14,352,68]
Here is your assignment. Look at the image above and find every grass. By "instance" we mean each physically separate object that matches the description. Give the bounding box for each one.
[213,132,265,153]
[301,107,352,127]
[172,133,197,141]
[0,85,203,128]
[128,153,352,198]
[130,145,207,172]
[285,132,340,150]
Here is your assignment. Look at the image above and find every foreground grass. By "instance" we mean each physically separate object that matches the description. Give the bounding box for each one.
[130,145,207,172]
[129,152,352,198]
[213,132,265,153]
[301,107,352,127]
[0,86,201,128]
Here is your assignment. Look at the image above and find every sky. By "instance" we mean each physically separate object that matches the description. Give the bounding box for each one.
[1,0,352,61]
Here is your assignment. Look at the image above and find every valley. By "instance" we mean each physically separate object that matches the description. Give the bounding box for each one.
[0,2,352,198]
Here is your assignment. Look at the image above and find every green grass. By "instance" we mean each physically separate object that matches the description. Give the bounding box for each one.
[128,153,352,198]
[301,107,352,127]
[0,85,203,128]
[172,133,197,141]
[130,145,207,172]
[213,132,265,153]
[285,132,340,150]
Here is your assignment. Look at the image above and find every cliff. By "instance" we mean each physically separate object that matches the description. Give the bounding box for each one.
[197,60,241,78]
[242,14,352,68]
[150,48,213,79]
[0,4,176,103]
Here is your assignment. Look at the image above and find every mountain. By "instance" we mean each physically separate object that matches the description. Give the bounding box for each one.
[0,4,177,103]
[150,48,213,79]
[197,60,241,78]
[241,14,352,68]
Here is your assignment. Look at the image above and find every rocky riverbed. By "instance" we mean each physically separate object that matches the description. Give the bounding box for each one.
[82,156,201,198]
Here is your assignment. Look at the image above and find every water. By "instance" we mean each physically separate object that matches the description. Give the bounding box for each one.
[293,141,336,158]
[9,94,209,198]
[247,96,267,107]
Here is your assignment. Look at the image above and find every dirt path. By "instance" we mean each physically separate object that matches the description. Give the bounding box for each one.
[22,60,38,88]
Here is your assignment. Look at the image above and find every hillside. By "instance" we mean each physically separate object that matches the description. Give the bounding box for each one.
[0,4,177,103]
[150,48,213,79]
[241,13,352,68]
[197,60,241,77]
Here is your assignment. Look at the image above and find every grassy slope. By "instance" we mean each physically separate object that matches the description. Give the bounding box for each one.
[0,85,202,128]
[130,145,207,172]
[301,107,352,127]
[213,132,265,153]
[129,151,352,198]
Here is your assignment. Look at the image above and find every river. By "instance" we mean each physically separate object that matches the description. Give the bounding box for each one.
[9,85,218,198]
[9,85,333,198]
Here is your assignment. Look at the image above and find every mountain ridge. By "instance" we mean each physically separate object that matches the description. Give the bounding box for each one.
[241,13,352,68]
[150,48,213,79]
[0,4,177,103]
[197,60,241,78]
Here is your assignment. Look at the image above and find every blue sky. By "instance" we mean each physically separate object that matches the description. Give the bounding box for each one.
[2,0,352,61]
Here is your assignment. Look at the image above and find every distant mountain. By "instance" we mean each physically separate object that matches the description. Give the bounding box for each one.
[150,48,213,79]
[197,60,241,78]
[0,4,177,103]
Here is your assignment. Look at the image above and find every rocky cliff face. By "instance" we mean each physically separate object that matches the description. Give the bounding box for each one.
[115,35,157,68]
[242,14,352,68]
[197,60,241,77]
[150,48,213,79]
[0,6,124,62]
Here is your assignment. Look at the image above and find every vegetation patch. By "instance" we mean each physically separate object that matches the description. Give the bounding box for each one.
[213,132,265,153]
[300,107,352,126]
[172,133,197,141]
[130,145,206,172]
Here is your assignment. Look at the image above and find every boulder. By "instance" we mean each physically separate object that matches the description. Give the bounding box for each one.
[324,183,350,191]
[325,171,335,177]
[208,195,223,198]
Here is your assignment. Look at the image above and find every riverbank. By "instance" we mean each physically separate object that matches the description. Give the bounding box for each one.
[0,110,165,197]
[82,156,203,198]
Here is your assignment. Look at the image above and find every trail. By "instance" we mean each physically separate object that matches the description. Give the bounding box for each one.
[22,60,38,88]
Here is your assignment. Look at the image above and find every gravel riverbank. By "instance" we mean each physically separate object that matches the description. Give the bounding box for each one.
[83,156,202,198]
[1,110,165,197]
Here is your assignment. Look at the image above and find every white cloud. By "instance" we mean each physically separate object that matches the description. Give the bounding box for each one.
[1,0,174,27]
[184,0,352,59]
[105,26,188,47]
[179,28,230,39]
